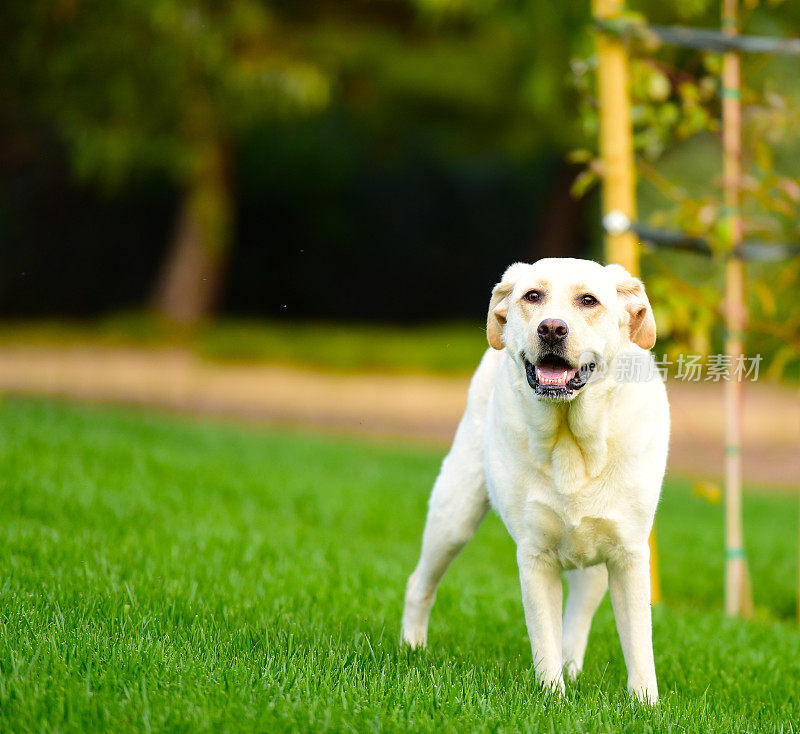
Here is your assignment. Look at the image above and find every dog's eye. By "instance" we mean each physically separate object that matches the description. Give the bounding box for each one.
[580,294,598,307]
[523,290,540,303]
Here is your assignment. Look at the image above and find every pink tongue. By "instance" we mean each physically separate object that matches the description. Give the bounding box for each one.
[537,364,578,386]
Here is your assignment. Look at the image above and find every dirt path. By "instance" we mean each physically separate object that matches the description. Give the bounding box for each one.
[0,345,797,488]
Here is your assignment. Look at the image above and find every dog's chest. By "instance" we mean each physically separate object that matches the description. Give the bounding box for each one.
[512,422,623,568]
[528,413,608,490]
[522,495,622,569]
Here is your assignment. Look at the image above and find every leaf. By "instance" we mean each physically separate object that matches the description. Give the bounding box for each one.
[692,481,722,505]
[570,169,598,198]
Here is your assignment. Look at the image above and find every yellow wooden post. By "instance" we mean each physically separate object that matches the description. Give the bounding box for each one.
[593,0,661,603]
[721,0,753,618]
[594,0,639,269]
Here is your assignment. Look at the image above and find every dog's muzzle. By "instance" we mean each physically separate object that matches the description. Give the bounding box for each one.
[522,353,597,399]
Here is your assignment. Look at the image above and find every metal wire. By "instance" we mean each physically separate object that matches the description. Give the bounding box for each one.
[595,18,800,55]
[610,221,800,261]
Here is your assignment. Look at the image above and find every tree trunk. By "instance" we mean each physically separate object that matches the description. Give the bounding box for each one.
[152,139,232,325]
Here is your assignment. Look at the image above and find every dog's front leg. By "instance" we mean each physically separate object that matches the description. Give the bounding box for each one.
[608,550,658,704]
[562,564,608,679]
[402,437,489,649]
[517,550,564,693]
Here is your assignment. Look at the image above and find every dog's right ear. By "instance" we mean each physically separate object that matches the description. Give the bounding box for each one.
[606,264,657,350]
[487,280,514,350]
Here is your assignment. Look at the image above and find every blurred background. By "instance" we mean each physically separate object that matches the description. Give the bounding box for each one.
[6,7,800,725]
[1,0,800,485]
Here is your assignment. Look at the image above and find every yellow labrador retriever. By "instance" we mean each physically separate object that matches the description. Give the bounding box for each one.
[401,258,669,704]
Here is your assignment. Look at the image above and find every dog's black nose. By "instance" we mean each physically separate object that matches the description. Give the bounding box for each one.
[537,318,569,344]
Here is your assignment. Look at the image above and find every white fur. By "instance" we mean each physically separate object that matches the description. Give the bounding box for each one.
[402,258,670,704]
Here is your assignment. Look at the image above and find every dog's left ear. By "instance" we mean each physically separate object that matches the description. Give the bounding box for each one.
[607,265,656,350]
[487,280,513,350]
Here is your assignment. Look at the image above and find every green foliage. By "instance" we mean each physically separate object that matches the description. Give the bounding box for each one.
[1,397,799,730]
[302,1,590,159]
[4,0,329,187]
[573,2,800,375]
[3,1,595,190]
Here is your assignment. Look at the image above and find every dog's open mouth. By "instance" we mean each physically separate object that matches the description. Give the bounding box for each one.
[522,353,595,398]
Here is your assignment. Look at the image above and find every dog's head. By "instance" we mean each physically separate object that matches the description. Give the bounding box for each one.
[486,258,656,401]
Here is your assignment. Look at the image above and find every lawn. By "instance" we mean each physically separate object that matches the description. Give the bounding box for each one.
[0,317,489,375]
[1,397,799,732]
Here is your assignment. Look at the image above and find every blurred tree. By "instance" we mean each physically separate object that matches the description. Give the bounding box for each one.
[296,0,591,259]
[3,0,329,323]
[3,0,596,323]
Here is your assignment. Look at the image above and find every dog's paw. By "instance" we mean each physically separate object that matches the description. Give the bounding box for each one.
[401,573,432,649]
[562,659,582,682]
[551,677,567,697]
[628,682,658,705]
[538,675,566,697]
[401,624,427,649]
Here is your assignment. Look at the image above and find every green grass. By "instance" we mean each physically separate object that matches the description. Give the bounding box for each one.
[0,316,489,374]
[1,397,799,732]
